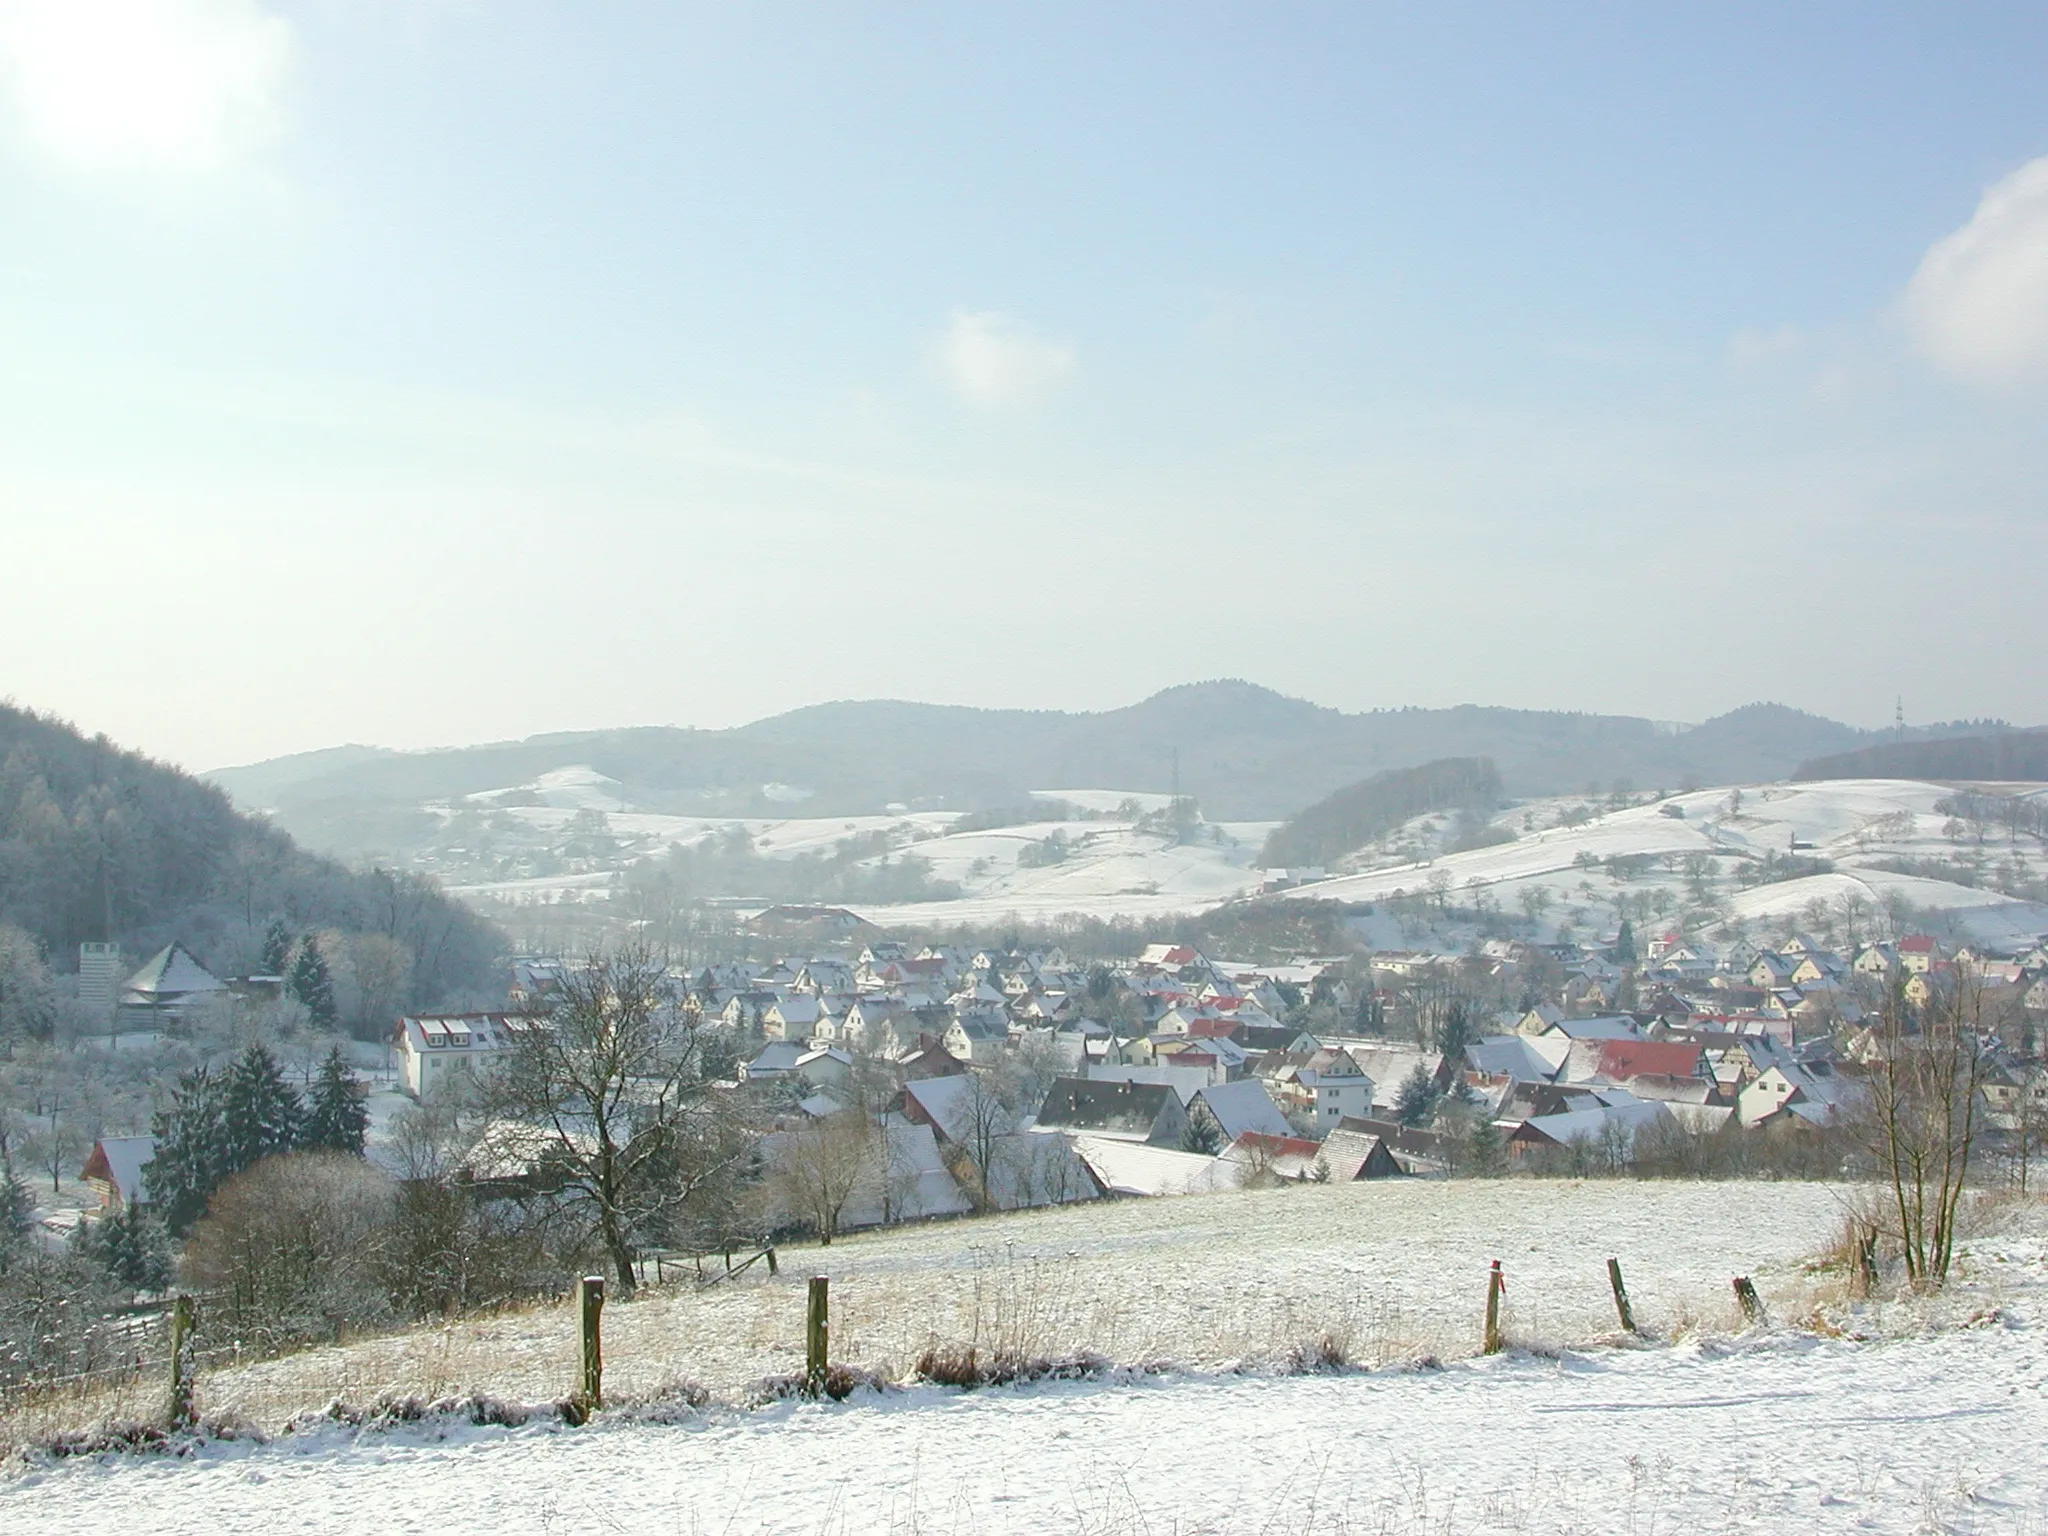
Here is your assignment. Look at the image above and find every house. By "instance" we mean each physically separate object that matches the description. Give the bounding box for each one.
[943,1009,1010,1064]
[1748,952,1800,989]
[1738,1060,1861,1129]
[741,1041,808,1082]
[80,1136,156,1211]
[760,994,822,1041]
[1561,1038,1710,1089]
[1332,1116,1452,1175]
[1530,1014,1642,1044]
[1034,1077,1191,1147]
[1898,935,1942,974]
[897,1033,970,1080]
[1465,1035,1568,1084]
[1189,1080,1292,1143]
[1314,1127,1406,1181]
[1086,1062,1215,1105]
[1221,1132,1330,1182]
[1069,1136,1237,1197]
[396,1013,529,1099]
[1509,1092,1674,1162]
[118,943,226,1027]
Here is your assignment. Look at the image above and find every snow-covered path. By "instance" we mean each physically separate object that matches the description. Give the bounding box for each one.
[11,1324,2044,1534]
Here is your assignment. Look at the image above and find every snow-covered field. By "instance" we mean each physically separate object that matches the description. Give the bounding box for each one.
[435,771,2048,941]
[1282,778,2048,943]
[9,1184,2046,1533]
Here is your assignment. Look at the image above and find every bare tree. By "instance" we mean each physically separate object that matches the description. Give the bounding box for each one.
[1852,976,1993,1290]
[483,946,736,1294]
[766,1109,880,1244]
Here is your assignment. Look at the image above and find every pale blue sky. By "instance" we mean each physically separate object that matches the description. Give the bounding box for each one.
[3,2,2047,770]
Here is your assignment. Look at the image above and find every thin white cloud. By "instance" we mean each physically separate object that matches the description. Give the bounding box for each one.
[0,0,291,171]
[1903,155,2048,391]
[934,311,1076,407]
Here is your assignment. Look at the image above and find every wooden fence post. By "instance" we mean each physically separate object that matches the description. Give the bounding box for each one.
[1482,1260,1504,1355]
[1732,1276,1763,1325]
[1607,1257,1637,1334]
[165,1294,195,1429]
[576,1275,605,1409]
[805,1276,829,1396]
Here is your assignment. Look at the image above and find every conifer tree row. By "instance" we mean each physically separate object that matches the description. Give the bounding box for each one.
[147,1043,368,1233]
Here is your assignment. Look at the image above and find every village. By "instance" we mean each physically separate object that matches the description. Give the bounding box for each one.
[55,910,2048,1257]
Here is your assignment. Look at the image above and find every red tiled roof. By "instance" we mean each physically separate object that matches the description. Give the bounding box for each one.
[1594,1040,1708,1080]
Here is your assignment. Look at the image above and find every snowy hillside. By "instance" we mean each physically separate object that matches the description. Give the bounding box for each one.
[8,1183,2045,1534]
[1281,778,2048,943]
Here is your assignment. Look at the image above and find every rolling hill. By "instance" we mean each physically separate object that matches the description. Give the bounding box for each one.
[206,683,2001,864]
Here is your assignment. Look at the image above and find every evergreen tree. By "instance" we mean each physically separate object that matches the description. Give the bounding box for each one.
[73,1203,173,1291]
[1615,919,1638,965]
[2,1151,33,1238]
[148,1066,231,1234]
[260,918,295,975]
[220,1044,306,1174]
[1435,999,1475,1062]
[1394,1062,1441,1128]
[302,1046,369,1156]
[288,941,338,1028]
[1465,1114,1508,1176]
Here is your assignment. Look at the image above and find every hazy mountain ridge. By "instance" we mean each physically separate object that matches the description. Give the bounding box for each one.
[1794,726,2048,784]
[205,683,2008,865]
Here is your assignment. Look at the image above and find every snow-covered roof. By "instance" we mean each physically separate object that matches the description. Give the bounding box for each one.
[1466,1035,1567,1082]
[1192,1080,1291,1141]
[120,943,224,1000]
[1070,1135,1235,1197]
[82,1135,156,1206]
[1084,1063,1211,1105]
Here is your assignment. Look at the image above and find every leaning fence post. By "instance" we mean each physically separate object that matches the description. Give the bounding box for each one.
[1483,1260,1504,1355]
[805,1276,829,1396]
[165,1294,195,1429]
[1607,1257,1638,1334]
[576,1275,606,1409]
[1732,1275,1763,1325]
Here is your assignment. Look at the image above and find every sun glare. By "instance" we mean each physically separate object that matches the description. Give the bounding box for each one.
[0,0,289,170]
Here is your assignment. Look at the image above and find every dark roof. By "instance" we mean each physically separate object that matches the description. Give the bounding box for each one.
[1034,1077,1180,1136]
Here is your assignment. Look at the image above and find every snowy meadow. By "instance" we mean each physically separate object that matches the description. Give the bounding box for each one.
[6,1179,2046,1533]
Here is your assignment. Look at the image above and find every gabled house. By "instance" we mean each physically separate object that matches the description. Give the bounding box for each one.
[1737,1059,1862,1129]
[397,1013,529,1099]
[1034,1077,1190,1147]
[1188,1079,1292,1143]
[1314,1127,1407,1181]
[81,1136,157,1211]
[760,994,822,1041]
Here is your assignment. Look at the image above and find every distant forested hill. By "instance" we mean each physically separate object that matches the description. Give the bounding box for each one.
[1258,758,1504,869]
[0,704,502,1018]
[1793,727,2048,784]
[206,682,2024,863]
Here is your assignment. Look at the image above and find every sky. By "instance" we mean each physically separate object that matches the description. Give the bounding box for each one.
[3,2,2047,773]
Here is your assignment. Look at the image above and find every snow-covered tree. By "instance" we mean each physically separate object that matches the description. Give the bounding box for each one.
[73,1203,173,1291]
[302,1046,369,1157]
[147,1066,231,1234]
[220,1044,306,1175]
[288,941,338,1029]
[260,918,295,976]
